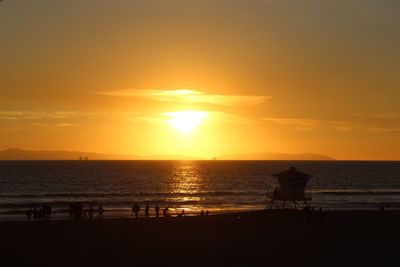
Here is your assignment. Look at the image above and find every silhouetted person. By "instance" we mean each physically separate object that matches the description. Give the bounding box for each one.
[206,210,209,216]
[42,205,51,221]
[33,207,38,222]
[145,204,150,218]
[304,206,312,224]
[71,203,83,220]
[78,203,83,219]
[181,210,185,217]
[200,210,204,216]
[155,205,160,218]
[89,206,94,219]
[26,208,32,221]
[42,205,46,221]
[132,203,140,218]
[48,205,52,220]
[163,207,169,217]
[38,207,44,221]
[310,206,315,221]
[319,208,325,224]
[98,205,104,219]
[68,204,73,219]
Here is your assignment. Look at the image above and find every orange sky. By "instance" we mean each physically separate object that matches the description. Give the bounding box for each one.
[0,1,400,159]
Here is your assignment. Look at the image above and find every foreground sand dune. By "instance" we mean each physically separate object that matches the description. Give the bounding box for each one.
[1,210,399,266]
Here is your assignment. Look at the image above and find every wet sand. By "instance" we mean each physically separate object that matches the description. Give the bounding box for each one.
[1,210,399,266]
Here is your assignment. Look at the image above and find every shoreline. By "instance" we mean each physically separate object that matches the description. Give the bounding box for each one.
[1,207,398,223]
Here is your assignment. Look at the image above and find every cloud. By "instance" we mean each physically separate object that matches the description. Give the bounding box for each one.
[98,89,271,107]
[366,127,400,132]
[262,117,354,131]
[0,110,165,130]
[55,123,76,128]
[352,113,400,119]
[262,114,400,133]
[262,118,321,127]
[0,111,78,121]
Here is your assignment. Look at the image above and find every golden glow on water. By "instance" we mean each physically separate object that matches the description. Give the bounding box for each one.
[168,161,204,212]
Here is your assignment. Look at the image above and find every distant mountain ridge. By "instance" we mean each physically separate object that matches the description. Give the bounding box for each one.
[0,148,204,160]
[0,148,334,160]
[0,148,134,160]
[217,152,335,161]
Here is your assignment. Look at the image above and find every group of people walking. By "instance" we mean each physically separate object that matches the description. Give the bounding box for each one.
[25,205,52,221]
[132,203,171,218]
[303,206,327,224]
[68,203,104,220]
[26,203,210,221]
[131,203,209,218]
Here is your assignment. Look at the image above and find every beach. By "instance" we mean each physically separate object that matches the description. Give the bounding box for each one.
[1,210,399,266]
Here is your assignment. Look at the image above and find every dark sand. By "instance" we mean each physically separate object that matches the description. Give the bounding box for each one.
[1,210,400,266]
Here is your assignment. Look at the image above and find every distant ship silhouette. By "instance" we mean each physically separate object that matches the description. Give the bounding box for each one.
[78,156,89,160]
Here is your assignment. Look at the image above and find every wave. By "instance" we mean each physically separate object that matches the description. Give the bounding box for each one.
[0,191,267,199]
[313,190,400,196]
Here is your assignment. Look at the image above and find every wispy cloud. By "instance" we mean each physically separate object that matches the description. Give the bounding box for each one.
[98,89,271,107]
[0,111,78,121]
[0,111,81,128]
[263,114,400,133]
[262,118,321,127]
[352,113,400,119]
[366,127,400,132]
[262,117,354,132]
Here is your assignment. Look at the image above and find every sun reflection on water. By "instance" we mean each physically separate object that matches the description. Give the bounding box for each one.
[167,161,204,213]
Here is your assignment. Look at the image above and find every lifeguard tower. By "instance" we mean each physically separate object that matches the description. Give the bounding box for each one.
[267,167,312,209]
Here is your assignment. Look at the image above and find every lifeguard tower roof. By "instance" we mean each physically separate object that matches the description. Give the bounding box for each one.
[272,166,312,180]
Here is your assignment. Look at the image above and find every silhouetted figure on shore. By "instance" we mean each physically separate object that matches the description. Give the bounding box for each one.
[145,204,150,218]
[163,207,169,217]
[319,208,325,224]
[69,203,83,220]
[38,207,44,221]
[41,205,46,220]
[304,206,312,224]
[155,205,160,218]
[132,203,140,218]
[26,208,32,221]
[42,205,52,221]
[98,205,104,219]
[182,210,185,217]
[200,210,204,216]
[89,206,94,219]
[48,205,52,220]
[206,210,209,216]
[33,207,38,222]
[68,204,73,219]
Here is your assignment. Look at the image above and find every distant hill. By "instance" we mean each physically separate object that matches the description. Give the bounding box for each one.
[0,148,204,160]
[0,148,137,160]
[217,152,335,161]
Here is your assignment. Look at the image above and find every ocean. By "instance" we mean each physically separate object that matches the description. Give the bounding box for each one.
[0,160,400,220]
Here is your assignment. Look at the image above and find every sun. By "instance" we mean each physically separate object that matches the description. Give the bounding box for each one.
[164,111,209,133]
